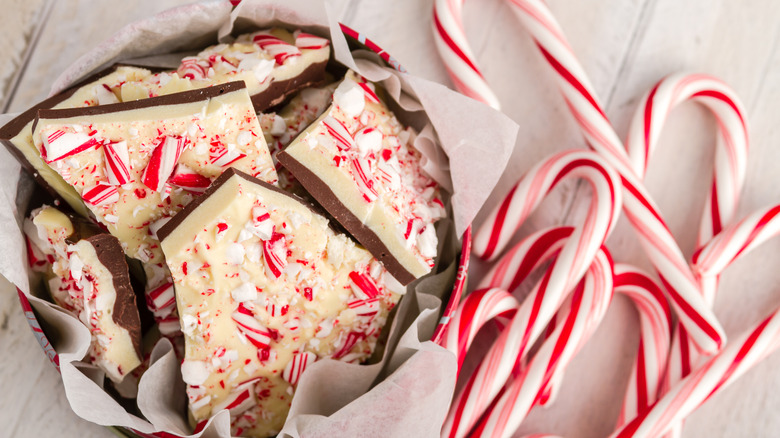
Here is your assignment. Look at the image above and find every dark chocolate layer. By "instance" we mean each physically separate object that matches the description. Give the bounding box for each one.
[34,81,246,128]
[86,233,143,359]
[250,60,328,112]
[276,152,416,285]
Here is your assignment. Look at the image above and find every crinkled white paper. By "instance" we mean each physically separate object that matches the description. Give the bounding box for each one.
[0,1,519,437]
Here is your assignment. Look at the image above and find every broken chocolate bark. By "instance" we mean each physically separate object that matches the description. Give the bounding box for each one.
[159,169,404,437]
[278,72,445,284]
[24,205,143,383]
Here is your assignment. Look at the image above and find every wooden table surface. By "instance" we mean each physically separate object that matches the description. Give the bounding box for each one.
[2,0,780,436]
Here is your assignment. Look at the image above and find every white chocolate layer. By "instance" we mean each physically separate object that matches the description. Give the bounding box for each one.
[25,206,141,383]
[32,85,277,267]
[161,171,402,437]
[122,28,330,109]
[6,66,153,218]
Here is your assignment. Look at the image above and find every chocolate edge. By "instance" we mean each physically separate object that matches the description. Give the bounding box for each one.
[1,63,164,207]
[84,233,143,360]
[276,151,416,285]
[250,60,329,112]
[36,81,247,122]
[0,63,168,142]
[158,168,307,243]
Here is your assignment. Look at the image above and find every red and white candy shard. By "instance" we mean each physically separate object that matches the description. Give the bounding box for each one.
[103,141,131,185]
[170,164,211,193]
[251,206,274,240]
[212,383,256,415]
[323,115,355,151]
[233,303,272,351]
[350,157,378,202]
[262,232,288,279]
[358,82,380,104]
[282,351,317,386]
[252,33,302,65]
[42,130,101,163]
[210,145,246,167]
[333,332,366,360]
[178,57,209,80]
[294,32,330,50]
[145,282,175,318]
[142,136,186,192]
[82,184,119,206]
[349,271,380,299]
[348,298,380,317]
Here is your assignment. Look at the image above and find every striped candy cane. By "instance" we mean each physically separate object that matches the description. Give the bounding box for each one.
[624,73,748,248]
[610,207,780,437]
[611,306,780,438]
[432,0,501,109]
[613,264,672,428]
[478,245,670,433]
[434,0,727,355]
[439,287,519,371]
[443,150,621,437]
[623,73,749,438]
[468,248,614,438]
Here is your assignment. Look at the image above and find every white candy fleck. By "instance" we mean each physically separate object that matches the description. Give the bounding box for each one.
[417,225,438,258]
[333,78,365,118]
[326,234,346,268]
[181,360,210,386]
[355,128,383,155]
[245,242,261,263]
[231,282,257,302]
[270,115,286,136]
[238,57,275,83]
[181,314,198,336]
[237,130,253,147]
[226,243,246,265]
[68,253,84,282]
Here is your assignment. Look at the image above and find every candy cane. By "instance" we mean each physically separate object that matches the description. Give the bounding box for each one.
[613,264,672,428]
[624,73,748,249]
[468,248,614,438]
[439,287,519,371]
[443,150,621,438]
[475,233,671,430]
[608,206,780,436]
[442,226,574,371]
[434,0,727,355]
[623,73,749,437]
[611,308,780,437]
[432,0,501,109]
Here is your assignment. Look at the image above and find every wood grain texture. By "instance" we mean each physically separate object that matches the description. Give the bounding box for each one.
[0,0,48,109]
[2,0,780,436]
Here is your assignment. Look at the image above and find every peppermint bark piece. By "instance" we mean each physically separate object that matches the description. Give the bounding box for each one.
[277,72,446,284]
[122,28,330,112]
[159,169,404,438]
[24,205,142,383]
[0,65,153,218]
[31,82,278,269]
[258,80,338,192]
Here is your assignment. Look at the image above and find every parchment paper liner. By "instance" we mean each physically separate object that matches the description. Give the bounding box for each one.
[0,1,519,436]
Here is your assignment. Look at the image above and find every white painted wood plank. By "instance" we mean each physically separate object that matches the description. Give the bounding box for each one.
[4,0,780,436]
[6,0,197,113]
[539,0,780,437]
[0,0,48,109]
[0,278,111,438]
